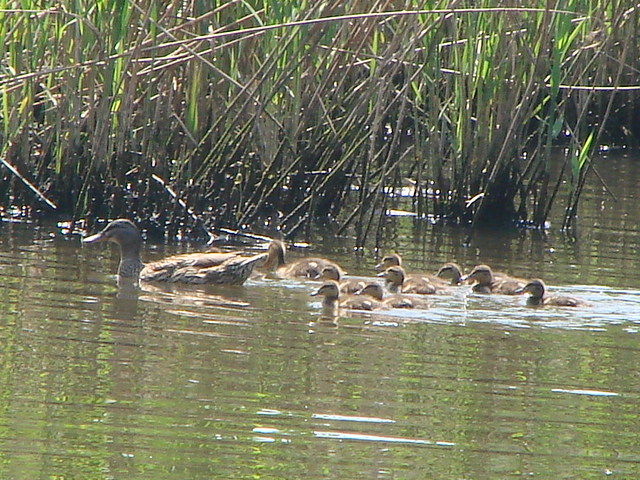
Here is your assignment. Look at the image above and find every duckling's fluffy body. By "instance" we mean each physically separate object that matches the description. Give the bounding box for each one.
[320,265,366,294]
[461,264,525,295]
[378,265,446,295]
[84,219,272,285]
[311,281,384,316]
[359,283,430,309]
[518,279,587,307]
[260,241,345,280]
[376,253,448,289]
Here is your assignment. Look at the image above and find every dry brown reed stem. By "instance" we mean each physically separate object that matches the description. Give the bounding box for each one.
[0,3,636,242]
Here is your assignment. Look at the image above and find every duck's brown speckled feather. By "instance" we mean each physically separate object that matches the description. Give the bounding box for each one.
[84,219,271,285]
[140,251,268,284]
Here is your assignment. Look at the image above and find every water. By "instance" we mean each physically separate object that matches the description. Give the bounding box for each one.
[1,152,640,479]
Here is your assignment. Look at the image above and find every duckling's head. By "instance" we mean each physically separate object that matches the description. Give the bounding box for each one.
[461,264,493,285]
[518,279,546,299]
[375,253,402,272]
[320,264,341,282]
[359,283,384,301]
[311,281,341,300]
[436,262,464,284]
[377,265,405,288]
[83,219,142,251]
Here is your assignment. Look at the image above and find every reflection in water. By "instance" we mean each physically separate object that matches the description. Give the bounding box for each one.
[1,153,640,478]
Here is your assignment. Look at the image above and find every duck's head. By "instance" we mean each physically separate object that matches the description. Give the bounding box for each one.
[460,264,493,285]
[377,265,405,287]
[262,239,286,269]
[375,253,402,272]
[83,219,142,250]
[517,279,546,299]
[359,282,384,301]
[311,281,340,300]
[436,262,464,284]
[320,265,341,282]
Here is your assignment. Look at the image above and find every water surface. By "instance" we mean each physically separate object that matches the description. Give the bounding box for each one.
[1,152,640,479]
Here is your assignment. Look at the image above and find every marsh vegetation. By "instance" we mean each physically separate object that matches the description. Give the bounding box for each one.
[1,2,638,243]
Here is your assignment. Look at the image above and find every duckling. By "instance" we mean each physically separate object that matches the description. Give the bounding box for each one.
[517,279,588,307]
[375,253,404,272]
[359,282,430,309]
[311,280,384,316]
[83,219,274,285]
[262,240,345,280]
[460,264,525,295]
[436,262,522,286]
[378,265,445,295]
[376,253,448,287]
[319,265,366,294]
[436,263,465,285]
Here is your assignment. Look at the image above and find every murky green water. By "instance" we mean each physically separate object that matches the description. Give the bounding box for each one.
[2,152,640,479]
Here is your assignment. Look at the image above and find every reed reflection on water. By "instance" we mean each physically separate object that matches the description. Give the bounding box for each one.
[1,153,640,479]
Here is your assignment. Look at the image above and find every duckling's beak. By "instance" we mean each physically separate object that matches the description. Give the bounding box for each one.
[459,274,470,282]
[310,288,321,297]
[514,287,525,294]
[306,267,322,280]
[376,271,386,278]
[374,262,385,272]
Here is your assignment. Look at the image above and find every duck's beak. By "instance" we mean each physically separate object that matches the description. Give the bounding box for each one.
[82,231,107,244]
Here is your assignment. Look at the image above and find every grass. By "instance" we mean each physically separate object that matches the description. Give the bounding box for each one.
[0,1,638,244]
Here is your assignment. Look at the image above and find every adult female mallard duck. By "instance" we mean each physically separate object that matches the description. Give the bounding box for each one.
[83,218,275,285]
[311,280,384,316]
[319,265,366,294]
[460,264,525,295]
[516,279,588,307]
[358,282,430,309]
[377,265,447,295]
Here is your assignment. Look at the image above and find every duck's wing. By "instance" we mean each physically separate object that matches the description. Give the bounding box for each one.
[493,278,526,295]
[402,275,437,295]
[277,258,344,279]
[341,296,383,311]
[384,294,430,309]
[140,252,240,282]
[278,259,322,279]
[547,295,587,307]
[141,251,267,285]
[339,278,367,294]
